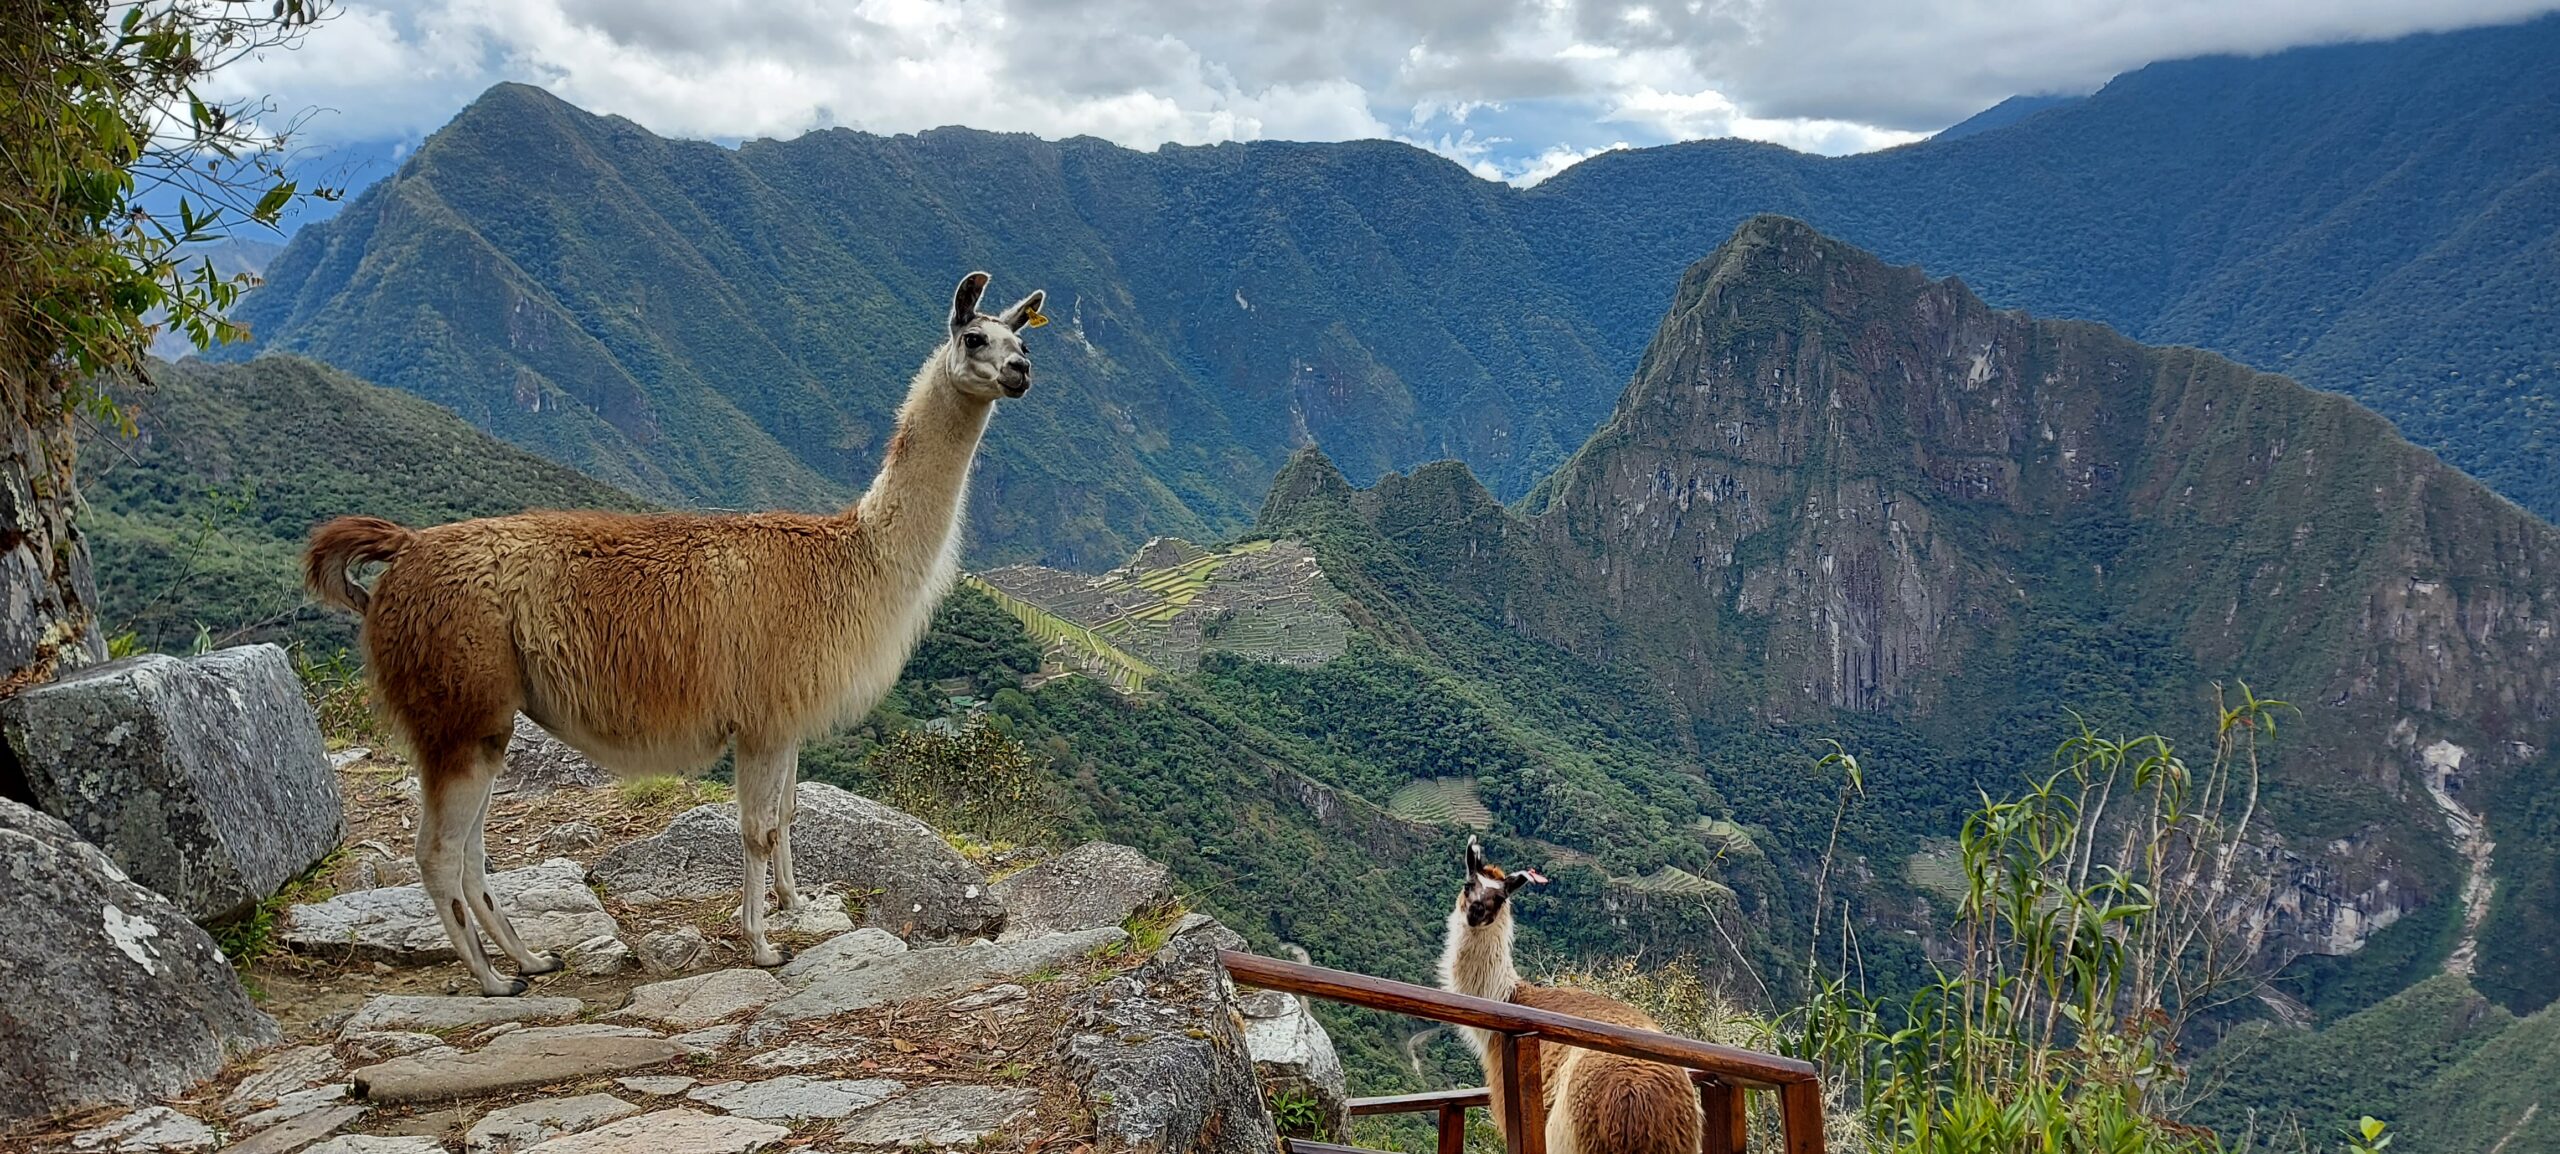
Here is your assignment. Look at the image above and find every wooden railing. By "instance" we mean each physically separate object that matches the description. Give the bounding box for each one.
[1220,950,1825,1154]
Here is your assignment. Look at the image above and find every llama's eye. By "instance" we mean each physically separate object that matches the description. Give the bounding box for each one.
[963,332,987,350]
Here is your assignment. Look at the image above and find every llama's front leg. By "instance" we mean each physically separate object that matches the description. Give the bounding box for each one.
[772,744,804,911]
[419,766,523,996]
[735,746,789,967]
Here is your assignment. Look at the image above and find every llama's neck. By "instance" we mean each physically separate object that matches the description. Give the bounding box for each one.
[1440,902,1523,1006]
[853,357,993,585]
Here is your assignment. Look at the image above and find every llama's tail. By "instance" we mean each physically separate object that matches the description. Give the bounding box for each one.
[303,516,418,615]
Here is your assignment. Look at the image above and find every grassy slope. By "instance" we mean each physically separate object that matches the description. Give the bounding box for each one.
[84,355,647,652]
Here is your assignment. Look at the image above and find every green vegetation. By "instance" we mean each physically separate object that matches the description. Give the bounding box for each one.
[866,718,1064,847]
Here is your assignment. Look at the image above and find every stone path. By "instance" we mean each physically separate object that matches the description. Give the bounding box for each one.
[16,749,1346,1153]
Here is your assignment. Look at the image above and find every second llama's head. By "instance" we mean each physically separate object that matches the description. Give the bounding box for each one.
[945,271,1048,401]
[1459,836,1549,927]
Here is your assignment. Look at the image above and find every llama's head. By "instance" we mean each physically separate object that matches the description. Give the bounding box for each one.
[1458,836,1548,927]
[945,271,1046,401]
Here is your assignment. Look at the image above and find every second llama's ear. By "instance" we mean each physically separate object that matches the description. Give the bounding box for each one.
[998,290,1048,331]
[951,272,992,331]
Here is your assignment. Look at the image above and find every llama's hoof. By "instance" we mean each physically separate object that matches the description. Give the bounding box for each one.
[484,976,530,997]
[751,944,790,968]
[521,952,564,977]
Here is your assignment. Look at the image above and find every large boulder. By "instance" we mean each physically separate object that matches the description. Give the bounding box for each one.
[0,797,279,1125]
[989,841,1172,939]
[1,644,342,920]
[282,857,618,963]
[1058,914,1280,1153]
[591,783,1002,940]
[1240,989,1350,1141]
[498,715,611,795]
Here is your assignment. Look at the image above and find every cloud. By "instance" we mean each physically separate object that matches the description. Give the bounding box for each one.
[215,0,2560,186]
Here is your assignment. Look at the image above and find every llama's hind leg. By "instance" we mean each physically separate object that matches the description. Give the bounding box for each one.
[460,736,562,977]
[771,744,804,911]
[417,753,522,996]
[735,744,791,967]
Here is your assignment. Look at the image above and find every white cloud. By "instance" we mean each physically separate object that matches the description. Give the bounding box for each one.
[214,0,2560,182]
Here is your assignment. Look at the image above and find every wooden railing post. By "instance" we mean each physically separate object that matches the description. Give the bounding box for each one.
[1700,1077,1747,1154]
[1494,1032,1548,1154]
[1778,1080,1825,1154]
[1436,1101,1467,1154]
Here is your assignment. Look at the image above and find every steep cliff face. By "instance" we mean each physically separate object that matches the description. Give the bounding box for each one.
[1530,219,2560,786]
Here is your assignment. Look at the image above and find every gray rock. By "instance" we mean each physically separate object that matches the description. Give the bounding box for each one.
[836,1084,1040,1147]
[616,1076,697,1097]
[339,994,582,1035]
[564,934,631,978]
[519,1108,786,1154]
[340,1032,447,1063]
[222,1045,344,1113]
[774,928,905,982]
[636,926,706,976]
[221,1105,366,1154]
[742,1042,865,1071]
[768,890,854,936]
[464,1092,641,1153]
[0,798,278,1126]
[990,841,1172,939]
[302,1137,447,1154]
[499,714,612,794]
[1059,914,1281,1154]
[670,1024,742,1054]
[591,784,1001,939]
[760,926,1123,1022]
[233,1085,353,1136]
[537,821,604,854]
[613,968,788,1029]
[1,646,342,921]
[284,858,616,964]
[351,1026,689,1103]
[684,1076,903,1120]
[1242,992,1350,1141]
[69,1106,217,1152]
[946,983,1028,1011]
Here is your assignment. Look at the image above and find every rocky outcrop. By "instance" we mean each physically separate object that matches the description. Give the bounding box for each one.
[0,797,278,1124]
[590,783,1002,939]
[1,644,341,920]
[1240,988,1350,1141]
[991,841,1172,939]
[1059,913,1280,1152]
[282,857,616,963]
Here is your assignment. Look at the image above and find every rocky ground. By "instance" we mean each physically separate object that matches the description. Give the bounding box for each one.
[10,718,1334,1153]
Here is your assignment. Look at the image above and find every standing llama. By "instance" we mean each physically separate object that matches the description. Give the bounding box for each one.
[1441,838,1704,1152]
[304,272,1044,996]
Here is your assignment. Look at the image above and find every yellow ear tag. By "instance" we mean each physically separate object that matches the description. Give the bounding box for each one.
[1023,311,1050,328]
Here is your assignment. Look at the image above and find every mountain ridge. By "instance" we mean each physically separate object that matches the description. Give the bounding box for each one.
[226,13,2560,569]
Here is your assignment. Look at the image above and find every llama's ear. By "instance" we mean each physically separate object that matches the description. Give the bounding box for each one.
[998,290,1048,332]
[1503,868,1550,893]
[1466,837,1487,875]
[951,272,991,331]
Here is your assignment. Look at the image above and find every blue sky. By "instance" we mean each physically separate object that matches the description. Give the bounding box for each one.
[213,0,2560,201]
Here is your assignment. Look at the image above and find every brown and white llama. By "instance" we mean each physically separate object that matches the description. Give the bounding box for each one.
[303,272,1045,996]
[1441,837,1704,1153]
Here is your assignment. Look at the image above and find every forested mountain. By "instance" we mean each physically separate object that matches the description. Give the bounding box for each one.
[223,15,2560,568]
